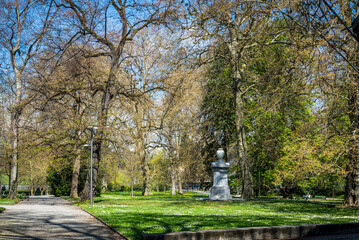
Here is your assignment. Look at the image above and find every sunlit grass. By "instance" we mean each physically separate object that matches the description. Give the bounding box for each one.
[0,198,20,205]
[78,191,359,240]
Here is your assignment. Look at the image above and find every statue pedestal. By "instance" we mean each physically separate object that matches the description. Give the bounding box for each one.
[209,160,232,200]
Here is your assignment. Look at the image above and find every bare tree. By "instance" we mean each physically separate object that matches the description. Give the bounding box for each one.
[59,0,178,199]
[0,0,58,198]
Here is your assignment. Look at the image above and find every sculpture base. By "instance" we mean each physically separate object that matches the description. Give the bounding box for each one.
[209,186,232,200]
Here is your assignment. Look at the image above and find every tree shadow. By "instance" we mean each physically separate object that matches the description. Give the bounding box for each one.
[95,198,359,240]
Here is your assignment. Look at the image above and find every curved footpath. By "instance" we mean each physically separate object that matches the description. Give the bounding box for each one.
[0,195,126,240]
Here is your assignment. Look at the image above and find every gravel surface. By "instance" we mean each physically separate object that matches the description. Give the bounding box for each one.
[0,195,126,240]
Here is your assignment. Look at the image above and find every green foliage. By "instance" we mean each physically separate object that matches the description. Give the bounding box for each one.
[0,174,9,184]
[200,21,322,197]
[17,190,30,195]
[200,46,236,175]
[272,134,347,197]
[47,163,72,197]
[150,150,170,188]
[47,158,87,197]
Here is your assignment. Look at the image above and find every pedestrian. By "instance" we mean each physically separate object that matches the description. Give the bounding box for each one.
[36,187,40,196]
[304,192,311,200]
[1,185,5,196]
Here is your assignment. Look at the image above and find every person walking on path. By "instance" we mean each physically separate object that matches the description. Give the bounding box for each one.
[36,187,41,196]
[1,185,5,196]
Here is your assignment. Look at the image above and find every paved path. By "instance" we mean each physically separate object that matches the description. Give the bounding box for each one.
[0,195,126,240]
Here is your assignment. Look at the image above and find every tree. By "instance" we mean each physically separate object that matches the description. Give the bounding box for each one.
[160,63,204,195]
[0,0,58,198]
[191,0,293,198]
[200,44,236,176]
[283,0,359,206]
[337,0,359,206]
[272,133,347,198]
[60,0,178,200]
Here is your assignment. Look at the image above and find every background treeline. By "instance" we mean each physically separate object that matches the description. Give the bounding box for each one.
[0,0,358,206]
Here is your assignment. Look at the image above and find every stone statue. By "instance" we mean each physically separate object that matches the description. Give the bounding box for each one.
[209,148,232,200]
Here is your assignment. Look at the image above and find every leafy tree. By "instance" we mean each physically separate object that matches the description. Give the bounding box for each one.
[283,0,359,206]
[200,45,236,173]
[199,14,316,197]
[190,0,301,198]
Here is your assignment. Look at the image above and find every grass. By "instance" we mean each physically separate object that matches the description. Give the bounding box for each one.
[0,198,20,205]
[0,197,20,214]
[75,191,359,240]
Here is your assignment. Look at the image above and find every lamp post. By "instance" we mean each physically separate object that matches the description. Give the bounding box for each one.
[84,126,98,206]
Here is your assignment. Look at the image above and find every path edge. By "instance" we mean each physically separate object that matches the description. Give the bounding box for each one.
[62,197,130,240]
[81,207,130,240]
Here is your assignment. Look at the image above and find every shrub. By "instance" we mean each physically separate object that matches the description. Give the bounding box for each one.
[18,190,30,196]
[47,162,87,197]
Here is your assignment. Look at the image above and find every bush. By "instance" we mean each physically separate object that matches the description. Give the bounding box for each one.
[47,162,87,197]
[18,190,30,196]
[47,166,72,196]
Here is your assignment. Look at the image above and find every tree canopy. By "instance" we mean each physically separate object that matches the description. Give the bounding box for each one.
[0,0,358,206]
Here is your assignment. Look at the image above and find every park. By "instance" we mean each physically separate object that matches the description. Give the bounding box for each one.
[1,0,359,239]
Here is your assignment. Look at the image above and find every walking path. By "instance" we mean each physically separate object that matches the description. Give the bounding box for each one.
[0,195,126,240]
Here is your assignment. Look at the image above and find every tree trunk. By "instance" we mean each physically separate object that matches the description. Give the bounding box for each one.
[102,178,108,193]
[234,86,254,199]
[171,160,176,195]
[229,42,254,199]
[9,112,19,199]
[30,161,34,196]
[70,147,82,198]
[80,144,99,202]
[139,138,152,196]
[343,89,359,206]
[80,57,117,201]
[80,167,98,202]
[142,156,152,195]
[178,177,183,195]
[342,0,359,207]
[9,71,22,199]
[70,98,84,198]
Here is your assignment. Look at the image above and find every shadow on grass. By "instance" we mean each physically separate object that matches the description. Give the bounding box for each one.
[93,200,359,240]
[87,193,359,240]
[103,210,356,240]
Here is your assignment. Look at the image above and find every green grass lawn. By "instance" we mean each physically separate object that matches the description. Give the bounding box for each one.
[78,191,359,240]
[0,198,20,205]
